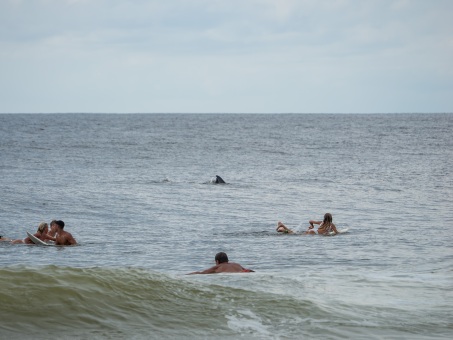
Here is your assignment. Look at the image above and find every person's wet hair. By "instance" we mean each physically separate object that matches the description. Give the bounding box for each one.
[323,213,332,225]
[55,220,65,229]
[215,252,229,264]
[38,222,48,232]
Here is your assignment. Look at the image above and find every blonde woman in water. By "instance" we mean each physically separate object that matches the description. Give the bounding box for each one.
[9,222,56,244]
[309,213,339,235]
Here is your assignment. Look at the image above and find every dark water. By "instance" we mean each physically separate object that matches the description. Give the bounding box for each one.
[0,113,452,339]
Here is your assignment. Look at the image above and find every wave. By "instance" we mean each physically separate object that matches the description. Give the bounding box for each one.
[1,266,449,339]
[0,266,325,339]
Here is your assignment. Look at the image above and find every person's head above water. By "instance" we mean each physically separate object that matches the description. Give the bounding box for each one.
[323,213,332,225]
[55,220,65,229]
[215,252,229,264]
[37,222,48,233]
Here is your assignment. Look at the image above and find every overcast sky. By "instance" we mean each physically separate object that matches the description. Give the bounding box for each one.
[1,0,452,113]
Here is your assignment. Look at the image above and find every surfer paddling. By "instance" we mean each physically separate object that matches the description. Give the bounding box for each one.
[276,213,340,235]
[188,252,254,274]
[309,213,339,235]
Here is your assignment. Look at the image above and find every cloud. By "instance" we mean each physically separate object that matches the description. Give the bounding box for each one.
[0,0,452,113]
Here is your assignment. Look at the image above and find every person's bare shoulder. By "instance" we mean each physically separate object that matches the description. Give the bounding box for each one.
[67,233,77,245]
[216,263,245,273]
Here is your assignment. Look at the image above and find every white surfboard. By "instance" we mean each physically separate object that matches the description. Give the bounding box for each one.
[328,228,349,236]
[26,231,52,246]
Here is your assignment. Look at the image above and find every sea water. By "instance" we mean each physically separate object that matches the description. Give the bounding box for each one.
[0,113,452,339]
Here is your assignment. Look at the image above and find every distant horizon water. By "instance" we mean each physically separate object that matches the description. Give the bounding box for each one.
[1,111,452,114]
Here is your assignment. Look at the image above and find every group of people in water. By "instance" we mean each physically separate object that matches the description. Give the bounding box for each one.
[189,213,339,274]
[0,220,77,246]
[1,213,337,273]
[276,212,339,235]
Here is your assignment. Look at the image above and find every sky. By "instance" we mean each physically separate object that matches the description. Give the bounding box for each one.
[0,0,452,113]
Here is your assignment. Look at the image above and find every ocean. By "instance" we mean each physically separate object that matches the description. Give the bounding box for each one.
[0,113,452,339]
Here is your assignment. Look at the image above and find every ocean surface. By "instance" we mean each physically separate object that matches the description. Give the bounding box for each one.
[0,113,452,339]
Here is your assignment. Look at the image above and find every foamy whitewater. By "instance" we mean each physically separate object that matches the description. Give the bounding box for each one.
[0,113,452,339]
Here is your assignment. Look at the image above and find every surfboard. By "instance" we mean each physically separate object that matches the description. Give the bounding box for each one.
[328,228,349,236]
[26,231,52,246]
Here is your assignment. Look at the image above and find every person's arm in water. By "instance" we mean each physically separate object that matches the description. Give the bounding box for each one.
[310,220,326,234]
[187,265,219,275]
[309,220,321,230]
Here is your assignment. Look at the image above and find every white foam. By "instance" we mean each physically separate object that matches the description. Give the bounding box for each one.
[226,309,271,336]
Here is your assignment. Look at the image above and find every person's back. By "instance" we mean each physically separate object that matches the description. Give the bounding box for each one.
[215,262,248,273]
[311,213,339,235]
[188,252,254,274]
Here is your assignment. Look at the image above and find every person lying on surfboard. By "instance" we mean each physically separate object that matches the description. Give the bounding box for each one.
[187,252,254,274]
[9,222,56,244]
[309,213,339,235]
[54,220,77,246]
[277,215,341,235]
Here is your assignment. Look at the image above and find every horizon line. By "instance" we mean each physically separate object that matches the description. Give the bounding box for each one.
[1,112,452,115]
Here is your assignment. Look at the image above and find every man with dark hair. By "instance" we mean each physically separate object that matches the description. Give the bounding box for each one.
[48,220,58,238]
[188,252,254,274]
[215,251,229,263]
[54,220,77,246]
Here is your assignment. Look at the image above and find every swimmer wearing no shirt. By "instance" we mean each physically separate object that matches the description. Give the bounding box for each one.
[188,252,254,274]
